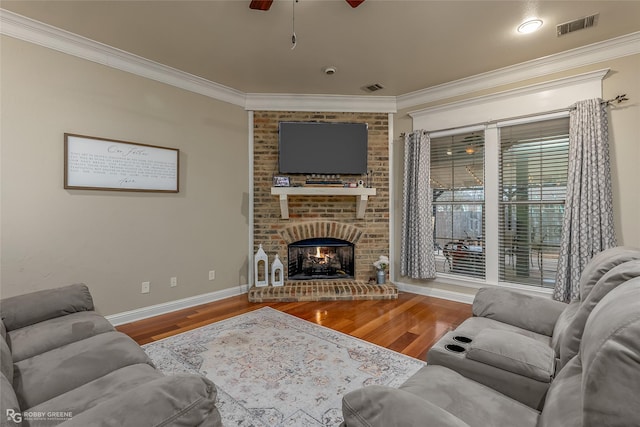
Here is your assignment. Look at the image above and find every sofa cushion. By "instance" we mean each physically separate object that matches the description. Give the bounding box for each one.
[8,311,115,363]
[466,329,555,383]
[580,278,640,427]
[399,365,539,427]
[13,331,153,409]
[471,288,566,337]
[342,385,471,427]
[550,300,579,357]
[55,374,220,427]
[1,333,13,382]
[1,373,21,427]
[577,246,640,301]
[558,260,640,368]
[0,284,94,331]
[29,364,161,415]
[537,356,582,427]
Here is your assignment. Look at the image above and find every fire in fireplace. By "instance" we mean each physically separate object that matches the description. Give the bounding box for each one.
[287,238,355,280]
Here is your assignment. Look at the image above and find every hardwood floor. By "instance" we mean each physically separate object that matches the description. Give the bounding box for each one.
[116,291,472,360]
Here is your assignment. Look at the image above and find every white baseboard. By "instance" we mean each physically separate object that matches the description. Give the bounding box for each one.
[106,284,249,326]
[395,281,475,305]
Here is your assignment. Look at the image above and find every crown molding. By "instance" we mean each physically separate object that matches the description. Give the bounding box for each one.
[408,69,609,119]
[408,68,608,131]
[0,9,246,107]
[397,31,640,111]
[244,93,397,113]
[2,8,638,113]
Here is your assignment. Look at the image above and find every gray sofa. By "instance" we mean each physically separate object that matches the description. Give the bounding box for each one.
[0,284,221,427]
[342,276,640,427]
[427,247,640,409]
[427,246,640,408]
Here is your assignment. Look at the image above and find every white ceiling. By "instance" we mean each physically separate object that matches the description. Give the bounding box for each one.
[2,1,640,97]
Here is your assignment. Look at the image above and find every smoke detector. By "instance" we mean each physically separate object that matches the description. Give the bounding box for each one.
[323,66,337,75]
[557,13,599,36]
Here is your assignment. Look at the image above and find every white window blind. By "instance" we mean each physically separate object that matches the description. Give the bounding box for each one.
[431,131,485,278]
[498,117,569,287]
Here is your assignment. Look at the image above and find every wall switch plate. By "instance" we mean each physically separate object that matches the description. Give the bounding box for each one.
[170,277,177,287]
[141,281,150,294]
[208,270,215,281]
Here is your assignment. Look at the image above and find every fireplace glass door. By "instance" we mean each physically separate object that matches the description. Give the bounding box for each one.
[287,238,354,280]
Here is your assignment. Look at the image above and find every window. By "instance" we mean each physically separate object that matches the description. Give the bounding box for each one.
[428,117,569,288]
[498,117,569,287]
[431,131,485,278]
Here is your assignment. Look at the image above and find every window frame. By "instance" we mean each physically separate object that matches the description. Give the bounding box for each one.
[406,69,606,296]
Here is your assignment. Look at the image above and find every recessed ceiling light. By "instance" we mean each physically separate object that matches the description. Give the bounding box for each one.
[517,18,543,34]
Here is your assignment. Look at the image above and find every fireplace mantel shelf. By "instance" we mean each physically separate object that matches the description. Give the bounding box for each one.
[271,186,377,219]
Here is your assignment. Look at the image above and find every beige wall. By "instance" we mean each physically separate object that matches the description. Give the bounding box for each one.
[0,36,249,315]
[393,54,640,297]
[2,32,638,312]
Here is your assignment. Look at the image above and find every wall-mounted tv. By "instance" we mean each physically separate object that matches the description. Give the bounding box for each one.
[278,121,368,174]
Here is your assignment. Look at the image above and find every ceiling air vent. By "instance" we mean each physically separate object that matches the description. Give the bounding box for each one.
[363,83,385,93]
[557,13,598,36]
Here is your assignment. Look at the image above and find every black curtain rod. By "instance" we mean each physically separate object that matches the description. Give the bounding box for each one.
[603,94,629,106]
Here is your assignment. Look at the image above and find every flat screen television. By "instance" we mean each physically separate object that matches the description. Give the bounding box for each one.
[278,122,368,174]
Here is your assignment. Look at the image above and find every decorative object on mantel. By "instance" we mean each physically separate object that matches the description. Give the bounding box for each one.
[271,254,284,287]
[272,175,290,187]
[373,255,389,284]
[254,244,269,287]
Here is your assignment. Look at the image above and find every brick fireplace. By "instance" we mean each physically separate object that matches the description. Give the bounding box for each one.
[250,111,394,301]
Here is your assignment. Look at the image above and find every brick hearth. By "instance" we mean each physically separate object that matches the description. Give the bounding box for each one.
[248,281,398,302]
[252,111,391,301]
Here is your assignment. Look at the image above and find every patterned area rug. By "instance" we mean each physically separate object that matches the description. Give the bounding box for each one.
[143,307,425,427]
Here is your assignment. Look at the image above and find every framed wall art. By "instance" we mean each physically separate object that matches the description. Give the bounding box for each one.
[64,133,179,192]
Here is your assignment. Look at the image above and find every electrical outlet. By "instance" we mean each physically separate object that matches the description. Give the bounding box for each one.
[209,270,216,281]
[141,281,150,294]
[170,277,177,287]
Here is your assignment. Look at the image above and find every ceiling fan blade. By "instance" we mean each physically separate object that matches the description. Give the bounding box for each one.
[345,0,365,7]
[250,0,273,11]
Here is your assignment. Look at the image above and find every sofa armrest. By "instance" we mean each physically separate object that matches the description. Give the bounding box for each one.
[342,385,470,427]
[58,374,220,427]
[467,329,555,382]
[472,288,567,336]
[0,284,94,331]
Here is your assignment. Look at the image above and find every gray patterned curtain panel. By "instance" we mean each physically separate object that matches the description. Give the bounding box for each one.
[554,98,617,302]
[401,130,436,279]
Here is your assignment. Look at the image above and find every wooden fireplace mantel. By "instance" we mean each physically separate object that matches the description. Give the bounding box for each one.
[270,186,377,219]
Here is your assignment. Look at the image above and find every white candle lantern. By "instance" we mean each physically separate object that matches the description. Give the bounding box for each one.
[254,244,269,287]
[271,254,284,287]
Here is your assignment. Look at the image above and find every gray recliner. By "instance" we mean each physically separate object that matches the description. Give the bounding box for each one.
[427,246,640,408]
[0,284,221,426]
[342,276,640,427]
